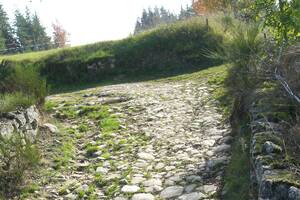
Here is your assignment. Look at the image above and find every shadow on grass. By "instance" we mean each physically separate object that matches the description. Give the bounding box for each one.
[49,63,218,95]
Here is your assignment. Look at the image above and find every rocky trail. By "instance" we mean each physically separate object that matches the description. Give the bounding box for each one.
[30,78,232,200]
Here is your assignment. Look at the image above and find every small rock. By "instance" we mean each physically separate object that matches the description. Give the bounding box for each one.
[160,186,184,199]
[155,162,165,170]
[186,175,202,183]
[96,167,109,174]
[132,193,155,200]
[138,152,155,160]
[198,184,218,195]
[288,186,300,200]
[263,141,282,154]
[185,184,197,193]
[43,123,59,134]
[143,179,162,187]
[121,185,140,193]
[178,192,206,200]
[214,144,231,153]
[132,176,146,184]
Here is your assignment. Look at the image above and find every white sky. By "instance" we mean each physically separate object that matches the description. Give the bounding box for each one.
[1,0,191,46]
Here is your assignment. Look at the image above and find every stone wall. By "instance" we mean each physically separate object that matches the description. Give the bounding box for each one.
[249,96,300,200]
[0,106,40,142]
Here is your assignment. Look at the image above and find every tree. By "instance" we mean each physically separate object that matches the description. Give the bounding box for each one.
[14,8,52,52]
[192,0,232,14]
[134,6,180,34]
[14,9,32,51]
[0,32,6,52]
[31,13,51,50]
[0,4,19,53]
[251,0,300,43]
[52,21,69,48]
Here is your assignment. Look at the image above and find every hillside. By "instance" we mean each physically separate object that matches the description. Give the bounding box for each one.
[1,18,222,88]
[0,14,299,200]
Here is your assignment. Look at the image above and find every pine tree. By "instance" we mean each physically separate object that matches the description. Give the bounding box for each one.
[0,4,19,53]
[32,13,51,50]
[0,32,6,52]
[15,8,51,52]
[14,9,32,51]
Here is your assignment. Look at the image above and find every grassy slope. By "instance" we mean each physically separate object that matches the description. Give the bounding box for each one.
[0,18,222,88]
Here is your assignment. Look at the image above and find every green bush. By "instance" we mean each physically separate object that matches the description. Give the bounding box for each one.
[0,62,47,113]
[208,21,265,93]
[0,92,36,113]
[0,133,40,199]
[2,65,47,104]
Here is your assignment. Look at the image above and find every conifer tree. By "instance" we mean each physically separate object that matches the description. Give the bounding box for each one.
[0,4,19,53]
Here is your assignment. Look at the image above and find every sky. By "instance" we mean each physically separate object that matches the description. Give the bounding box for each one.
[1,0,191,46]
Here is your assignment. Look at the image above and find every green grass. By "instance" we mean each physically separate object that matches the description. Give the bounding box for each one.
[0,92,36,113]
[0,17,223,89]
[222,121,251,200]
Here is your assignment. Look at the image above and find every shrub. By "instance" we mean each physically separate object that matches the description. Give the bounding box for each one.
[2,65,47,104]
[0,62,47,113]
[0,133,40,198]
[0,92,36,113]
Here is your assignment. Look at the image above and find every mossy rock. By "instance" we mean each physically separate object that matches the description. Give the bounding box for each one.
[265,170,300,188]
[253,132,283,156]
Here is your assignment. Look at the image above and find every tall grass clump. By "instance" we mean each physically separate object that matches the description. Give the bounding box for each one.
[0,61,47,113]
[207,21,265,116]
[0,133,40,199]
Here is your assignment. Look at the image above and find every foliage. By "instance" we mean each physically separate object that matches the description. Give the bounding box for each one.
[0,133,40,199]
[208,21,264,94]
[14,8,51,52]
[251,0,300,43]
[192,0,231,14]
[52,20,69,48]
[134,5,196,34]
[0,3,19,54]
[0,64,47,104]
[0,92,36,113]
[0,18,222,88]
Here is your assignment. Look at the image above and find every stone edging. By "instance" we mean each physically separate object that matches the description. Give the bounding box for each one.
[0,106,40,142]
[249,104,300,200]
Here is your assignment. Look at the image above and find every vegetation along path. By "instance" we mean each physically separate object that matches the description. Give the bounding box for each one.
[31,68,232,200]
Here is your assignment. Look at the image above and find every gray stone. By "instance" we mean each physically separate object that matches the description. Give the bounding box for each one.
[185,184,197,193]
[262,141,282,154]
[0,121,14,136]
[138,152,155,160]
[43,123,59,134]
[207,156,228,169]
[186,175,202,183]
[155,162,165,170]
[26,106,39,124]
[178,192,206,200]
[288,186,300,200]
[160,186,184,199]
[96,167,109,174]
[199,184,217,194]
[213,144,231,153]
[132,193,155,200]
[121,185,140,193]
[143,179,162,187]
[132,176,146,184]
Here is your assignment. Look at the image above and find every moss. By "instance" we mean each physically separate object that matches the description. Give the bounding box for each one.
[253,132,283,156]
[266,171,300,188]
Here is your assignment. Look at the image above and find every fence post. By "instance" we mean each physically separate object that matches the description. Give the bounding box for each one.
[206,18,209,30]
